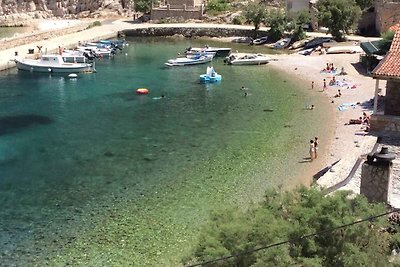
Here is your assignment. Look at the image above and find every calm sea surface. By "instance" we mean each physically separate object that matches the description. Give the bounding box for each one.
[0,37,329,266]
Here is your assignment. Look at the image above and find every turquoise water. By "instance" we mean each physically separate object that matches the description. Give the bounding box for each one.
[0,37,329,266]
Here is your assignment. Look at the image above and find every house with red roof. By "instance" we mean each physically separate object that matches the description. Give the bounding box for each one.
[370,26,400,134]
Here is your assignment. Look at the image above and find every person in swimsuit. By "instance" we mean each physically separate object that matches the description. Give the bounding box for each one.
[309,140,315,161]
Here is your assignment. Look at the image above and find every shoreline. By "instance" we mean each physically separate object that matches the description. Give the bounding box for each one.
[0,19,378,188]
[268,53,378,188]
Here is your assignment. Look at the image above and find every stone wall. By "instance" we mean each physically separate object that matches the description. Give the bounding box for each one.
[375,0,400,33]
[370,115,400,135]
[385,80,400,116]
[0,22,90,51]
[122,27,256,38]
[168,0,199,8]
[0,0,133,25]
[360,161,392,203]
[151,8,203,21]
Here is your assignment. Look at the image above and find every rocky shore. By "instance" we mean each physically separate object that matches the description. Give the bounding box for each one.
[0,0,133,26]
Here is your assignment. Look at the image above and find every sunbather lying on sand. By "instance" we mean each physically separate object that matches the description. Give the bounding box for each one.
[345,117,363,125]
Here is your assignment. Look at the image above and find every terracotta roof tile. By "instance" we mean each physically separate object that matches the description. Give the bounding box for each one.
[372,27,400,79]
[389,23,400,33]
[389,24,399,32]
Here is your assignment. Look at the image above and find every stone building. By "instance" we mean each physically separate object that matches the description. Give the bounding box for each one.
[286,0,319,31]
[151,0,204,21]
[375,0,400,33]
[370,27,400,135]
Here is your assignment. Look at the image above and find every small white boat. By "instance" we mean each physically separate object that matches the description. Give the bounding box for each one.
[298,48,314,56]
[272,38,291,49]
[326,46,363,54]
[199,66,222,83]
[186,51,216,59]
[225,53,271,65]
[15,55,95,73]
[252,36,269,45]
[77,46,114,58]
[165,54,213,67]
[185,46,231,57]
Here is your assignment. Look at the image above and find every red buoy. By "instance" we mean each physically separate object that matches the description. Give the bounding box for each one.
[136,88,149,94]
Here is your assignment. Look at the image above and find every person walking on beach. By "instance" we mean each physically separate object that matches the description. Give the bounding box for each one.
[323,79,327,91]
[311,81,314,89]
[314,137,319,159]
[309,140,316,161]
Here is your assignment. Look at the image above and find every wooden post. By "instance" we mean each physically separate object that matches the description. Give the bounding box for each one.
[374,79,379,114]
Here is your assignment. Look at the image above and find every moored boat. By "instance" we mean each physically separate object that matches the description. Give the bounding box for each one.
[185,45,231,57]
[165,54,214,66]
[251,36,269,45]
[326,46,363,54]
[186,51,216,59]
[272,37,291,49]
[225,53,271,65]
[15,55,95,73]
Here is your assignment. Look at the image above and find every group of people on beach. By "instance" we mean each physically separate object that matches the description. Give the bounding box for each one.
[309,137,319,161]
[346,112,371,131]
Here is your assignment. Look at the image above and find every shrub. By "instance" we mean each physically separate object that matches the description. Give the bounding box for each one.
[206,0,229,12]
[232,15,245,25]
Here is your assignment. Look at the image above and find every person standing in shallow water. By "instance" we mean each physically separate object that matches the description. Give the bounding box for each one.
[309,140,316,161]
[314,137,319,159]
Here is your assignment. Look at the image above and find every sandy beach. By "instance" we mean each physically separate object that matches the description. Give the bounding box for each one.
[268,52,379,187]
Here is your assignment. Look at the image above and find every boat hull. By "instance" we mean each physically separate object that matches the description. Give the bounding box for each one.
[16,60,93,73]
[186,47,231,57]
[228,59,270,65]
[165,56,213,66]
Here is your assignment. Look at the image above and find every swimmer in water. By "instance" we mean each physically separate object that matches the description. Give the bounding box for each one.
[152,94,166,100]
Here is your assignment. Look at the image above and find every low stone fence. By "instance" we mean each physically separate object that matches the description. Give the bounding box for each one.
[370,115,400,136]
[122,27,257,38]
[0,22,90,51]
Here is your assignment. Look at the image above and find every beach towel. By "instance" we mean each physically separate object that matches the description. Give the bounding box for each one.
[320,69,338,75]
[338,102,357,111]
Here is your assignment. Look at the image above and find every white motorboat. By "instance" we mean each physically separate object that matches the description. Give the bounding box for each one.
[326,46,363,54]
[225,53,271,65]
[165,54,213,66]
[186,51,216,59]
[15,55,95,73]
[252,36,269,45]
[77,46,114,58]
[272,38,291,49]
[185,45,231,57]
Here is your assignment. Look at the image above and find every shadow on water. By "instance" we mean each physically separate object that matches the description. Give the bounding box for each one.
[0,114,53,135]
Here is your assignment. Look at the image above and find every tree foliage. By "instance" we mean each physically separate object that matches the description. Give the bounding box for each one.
[379,30,396,54]
[355,0,374,11]
[184,187,395,267]
[134,0,155,14]
[286,10,309,42]
[206,0,229,12]
[265,9,286,41]
[317,0,362,41]
[243,3,267,32]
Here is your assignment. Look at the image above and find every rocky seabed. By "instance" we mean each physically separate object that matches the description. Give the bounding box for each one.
[0,0,134,25]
